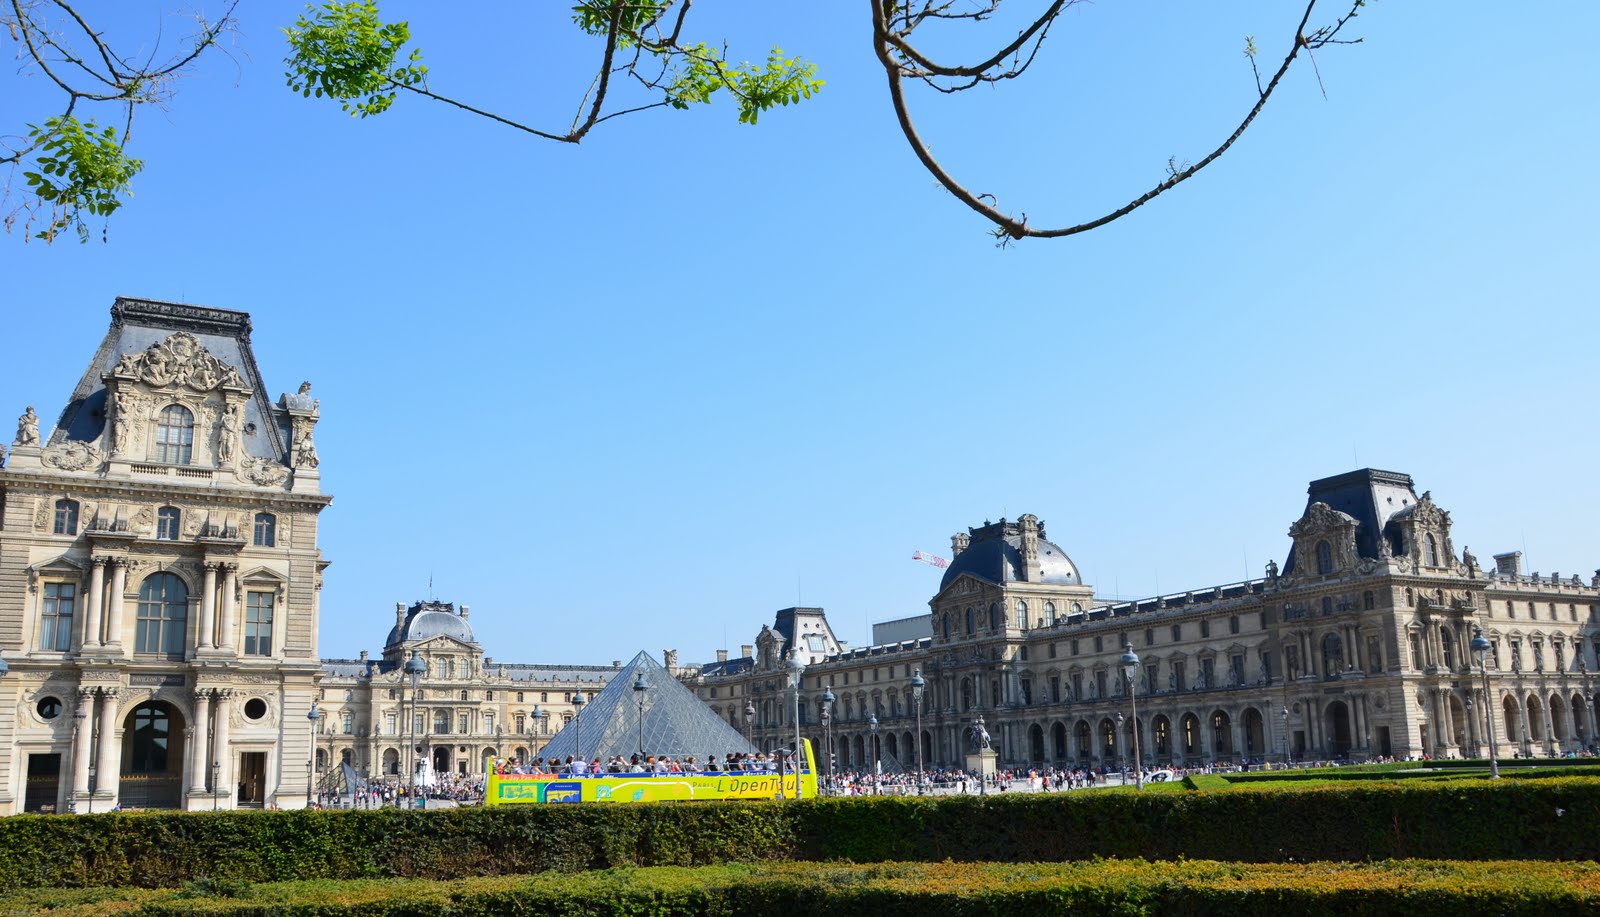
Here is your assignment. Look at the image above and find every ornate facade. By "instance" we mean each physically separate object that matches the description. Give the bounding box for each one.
[689,471,1600,774]
[0,298,330,812]
[314,601,621,782]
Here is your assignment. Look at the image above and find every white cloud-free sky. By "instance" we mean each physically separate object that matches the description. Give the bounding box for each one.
[6,2,1597,666]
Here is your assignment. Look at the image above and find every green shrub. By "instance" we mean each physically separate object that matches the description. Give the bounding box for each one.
[2,779,1599,889]
[11,860,1600,917]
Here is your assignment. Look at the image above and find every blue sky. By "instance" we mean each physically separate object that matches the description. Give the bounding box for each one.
[5,1,1598,666]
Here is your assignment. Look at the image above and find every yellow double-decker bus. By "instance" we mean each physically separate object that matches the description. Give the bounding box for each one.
[486,740,818,804]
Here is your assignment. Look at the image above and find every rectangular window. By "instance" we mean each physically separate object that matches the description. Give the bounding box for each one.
[1261,651,1273,682]
[1072,673,1083,700]
[1145,627,1155,646]
[1050,676,1061,702]
[156,507,181,541]
[1093,636,1103,653]
[40,582,76,652]
[1070,639,1079,656]
[1201,657,1215,687]
[342,712,353,734]
[1229,615,1240,635]
[1048,643,1057,659]
[1095,670,1108,698]
[1230,654,1245,685]
[1173,661,1186,691]
[244,592,274,656]
[1409,633,1423,669]
[1200,620,1211,638]
[515,714,526,733]
[1171,624,1182,641]
[385,714,397,735]
[434,710,450,734]
[253,513,276,547]
[413,713,424,734]
[459,713,470,734]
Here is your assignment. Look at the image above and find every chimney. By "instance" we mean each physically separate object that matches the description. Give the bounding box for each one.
[358,650,368,663]
[741,644,754,660]
[1493,551,1522,577]
[612,660,621,668]
[952,531,970,557]
[1019,514,1041,583]
[716,649,729,663]
[460,604,470,619]
[395,602,406,630]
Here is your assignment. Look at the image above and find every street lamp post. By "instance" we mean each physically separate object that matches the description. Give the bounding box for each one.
[1281,705,1290,766]
[633,672,648,759]
[1471,626,1501,779]
[306,703,321,808]
[573,690,586,767]
[911,669,925,793]
[868,713,879,794]
[974,715,987,796]
[821,683,835,795]
[1119,644,1143,790]
[531,704,546,761]
[1115,712,1126,783]
[211,761,220,811]
[787,651,806,799]
[404,651,425,804]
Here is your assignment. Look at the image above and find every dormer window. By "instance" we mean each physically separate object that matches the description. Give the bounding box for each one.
[154,404,194,464]
[1424,534,1439,567]
[53,499,79,536]
[1315,540,1333,575]
[253,513,276,547]
[156,507,181,541]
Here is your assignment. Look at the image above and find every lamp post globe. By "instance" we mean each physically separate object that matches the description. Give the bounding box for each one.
[910,669,926,792]
[1119,643,1143,789]
[633,672,649,758]
[1471,626,1501,779]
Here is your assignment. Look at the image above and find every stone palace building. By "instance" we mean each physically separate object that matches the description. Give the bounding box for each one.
[5,298,1597,812]
[0,298,330,813]
[690,472,1600,775]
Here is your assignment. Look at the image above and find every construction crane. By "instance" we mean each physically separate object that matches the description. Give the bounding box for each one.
[911,550,950,569]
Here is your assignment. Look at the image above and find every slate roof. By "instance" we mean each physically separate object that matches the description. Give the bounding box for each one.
[536,651,756,762]
[1283,469,1419,574]
[49,297,290,462]
[939,519,1080,590]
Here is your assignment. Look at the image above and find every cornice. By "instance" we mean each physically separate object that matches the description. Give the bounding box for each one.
[0,469,333,509]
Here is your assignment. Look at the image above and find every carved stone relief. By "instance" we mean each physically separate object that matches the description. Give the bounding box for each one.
[111,332,244,392]
[42,441,105,472]
[240,455,290,487]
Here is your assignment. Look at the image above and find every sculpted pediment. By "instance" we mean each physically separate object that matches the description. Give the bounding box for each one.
[1289,502,1358,538]
[111,332,245,393]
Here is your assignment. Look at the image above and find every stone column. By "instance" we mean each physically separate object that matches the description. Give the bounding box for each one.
[105,559,127,646]
[189,690,211,795]
[198,563,218,650]
[217,565,238,652]
[94,689,121,802]
[70,689,94,803]
[212,691,233,807]
[82,558,105,649]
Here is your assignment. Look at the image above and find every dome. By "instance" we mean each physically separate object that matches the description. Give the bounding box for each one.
[939,517,1080,590]
[384,600,477,649]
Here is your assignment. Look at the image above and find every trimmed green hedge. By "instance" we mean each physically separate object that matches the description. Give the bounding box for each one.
[3,778,1599,889]
[8,860,1600,917]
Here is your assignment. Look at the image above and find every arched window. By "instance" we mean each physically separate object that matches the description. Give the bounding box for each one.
[156,506,181,541]
[53,499,79,536]
[135,573,188,656]
[253,513,276,547]
[127,703,174,773]
[990,603,1002,630]
[1071,603,1082,615]
[1046,602,1057,625]
[1017,600,1028,626]
[1315,540,1333,575]
[965,607,975,635]
[154,404,194,464]
[1425,534,1439,567]
[942,613,952,639]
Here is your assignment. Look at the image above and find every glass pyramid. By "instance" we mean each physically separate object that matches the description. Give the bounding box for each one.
[537,651,758,763]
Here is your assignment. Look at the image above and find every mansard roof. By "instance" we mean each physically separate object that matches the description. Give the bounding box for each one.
[1283,468,1419,574]
[49,296,290,463]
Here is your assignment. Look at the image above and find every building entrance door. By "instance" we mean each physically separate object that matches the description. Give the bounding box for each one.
[25,753,61,813]
[238,752,267,807]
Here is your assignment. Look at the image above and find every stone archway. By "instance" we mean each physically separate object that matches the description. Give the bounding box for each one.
[1029,723,1045,763]
[121,700,187,809]
[1324,701,1353,758]
[1242,708,1266,759]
